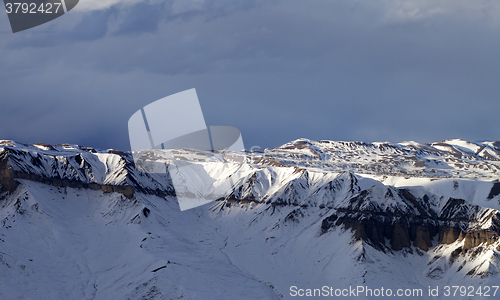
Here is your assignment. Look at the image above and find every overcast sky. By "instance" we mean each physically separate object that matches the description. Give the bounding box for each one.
[0,0,499,151]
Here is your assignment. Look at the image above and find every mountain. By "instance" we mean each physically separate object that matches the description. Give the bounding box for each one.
[0,139,499,299]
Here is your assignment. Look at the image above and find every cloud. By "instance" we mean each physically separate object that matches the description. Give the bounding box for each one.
[372,0,500,25]
[74,0,144,12]
[0,0,499,151]
[75,0,264,17]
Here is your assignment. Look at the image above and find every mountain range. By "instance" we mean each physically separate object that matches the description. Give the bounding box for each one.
[0,138,499,299]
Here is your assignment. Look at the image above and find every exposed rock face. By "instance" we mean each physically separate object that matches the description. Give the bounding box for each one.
[488,182,500,199]
[313,185,500,253]
[0,144,173,199]
[0,153,19,193]
[329,214,494,252]
[413,226,433,251]
[0,150,134,198]
[463,230,498,251]
[439,227,465,244]
[325,213,438,251]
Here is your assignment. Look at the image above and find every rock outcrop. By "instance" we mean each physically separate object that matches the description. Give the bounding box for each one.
[0,144,173,199]
[321,191,500,252]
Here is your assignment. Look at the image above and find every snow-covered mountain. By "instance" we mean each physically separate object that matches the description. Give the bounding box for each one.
[0,138,499,299]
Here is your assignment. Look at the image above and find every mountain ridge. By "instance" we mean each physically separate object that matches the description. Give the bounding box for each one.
[0,138,499,299]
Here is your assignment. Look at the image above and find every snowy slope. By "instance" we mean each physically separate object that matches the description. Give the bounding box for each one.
[0,181,279,300]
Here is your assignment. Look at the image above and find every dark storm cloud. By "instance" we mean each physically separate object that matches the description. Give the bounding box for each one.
[113,2,164,35]
[0,0,498,151]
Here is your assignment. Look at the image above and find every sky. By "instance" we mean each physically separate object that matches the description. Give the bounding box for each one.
[0,0,499,151]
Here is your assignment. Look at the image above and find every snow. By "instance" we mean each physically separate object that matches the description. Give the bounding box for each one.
[0,181,280,299]
[442,139,482,154]
[375,176,500,211]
